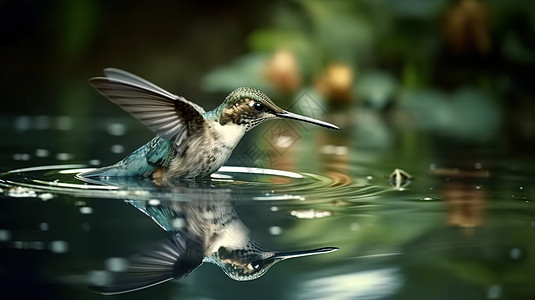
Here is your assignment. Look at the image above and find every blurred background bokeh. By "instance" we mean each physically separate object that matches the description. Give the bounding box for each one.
[2,0,534,152]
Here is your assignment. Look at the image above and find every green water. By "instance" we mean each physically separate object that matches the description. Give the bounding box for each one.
[1,112,534,300]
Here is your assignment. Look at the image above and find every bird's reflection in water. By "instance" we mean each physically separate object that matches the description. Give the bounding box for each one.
[85,178,338,295]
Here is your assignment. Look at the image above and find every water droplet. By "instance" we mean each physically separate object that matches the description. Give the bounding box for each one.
[14,116,31,131]
[56,153,73,161]
[49,240,69,253]
[106,257,128,272]
[39,222,49,231]
[290,209,332,219]
[519,186,524,190]
[89,159,101,166]
[13,153,30,161]
[269,226,282,235]
[39,193,54,201]
[8,187,36,198]
[0,229,12,242]
[366,176,373,180]
[35,149,50,157]
[88,270,112,286]
[110,144,125,154]
[107,123,127,136]
[80,207,93,214]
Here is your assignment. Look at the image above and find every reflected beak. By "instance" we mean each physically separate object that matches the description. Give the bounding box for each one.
[275,111,340,130]
[272,247,339,260]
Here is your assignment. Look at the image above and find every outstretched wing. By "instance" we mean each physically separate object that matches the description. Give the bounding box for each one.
[89,234,202,295]
[89,68,206,155]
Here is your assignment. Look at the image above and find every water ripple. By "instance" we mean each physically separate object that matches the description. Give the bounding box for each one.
[0,164,391,203]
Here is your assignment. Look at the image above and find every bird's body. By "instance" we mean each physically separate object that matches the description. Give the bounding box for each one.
[80,68,338,181]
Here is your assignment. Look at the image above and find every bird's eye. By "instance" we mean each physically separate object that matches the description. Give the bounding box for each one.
[253,102,266,112]
[251,260,262,270]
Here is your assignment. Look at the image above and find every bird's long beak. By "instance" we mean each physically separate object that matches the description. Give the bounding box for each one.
[272,247,338,260]
[275,111,340,130]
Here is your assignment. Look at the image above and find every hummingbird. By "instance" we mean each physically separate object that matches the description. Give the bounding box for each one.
[89,194,338,295]
[79,68,339,181]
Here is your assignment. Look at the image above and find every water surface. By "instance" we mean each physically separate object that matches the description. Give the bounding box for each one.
[1,113,534,300]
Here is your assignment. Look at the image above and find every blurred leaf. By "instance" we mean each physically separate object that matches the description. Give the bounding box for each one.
[201,53,272,93]
[400,87,501,142]
[356,71,398,109]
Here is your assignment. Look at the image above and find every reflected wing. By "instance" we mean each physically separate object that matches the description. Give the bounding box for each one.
[89,68,206,155]
[89,234,202,295]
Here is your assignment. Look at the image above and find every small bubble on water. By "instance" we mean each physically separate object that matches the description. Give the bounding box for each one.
[510,248,521,260]
[421,197,434,201]
[106,257,128,272]
[56,153,73,161]
[49,240,69,254]
[14,116,31,131]
[74,200,86,206]
[35,149,50,158]
[148,199,161,206]
[475,162,482,169]
[89,159,101,166]
[39,193,54,201]
[269,226,282,235]
[350,223,360,231]
[0,229,12,242]
[13,241,25,249]
[366,176,373,180]
[80,206,93,214]
[519,186,524,190]
[270,206,279,212]
[8,187,36,198]
[429,163,436,171]
[88,270,112,286]
[487,284,501,299]
[39,222,49,231]
[13,153,30,161]
[111,144,125,154]
[107,123,127,136]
